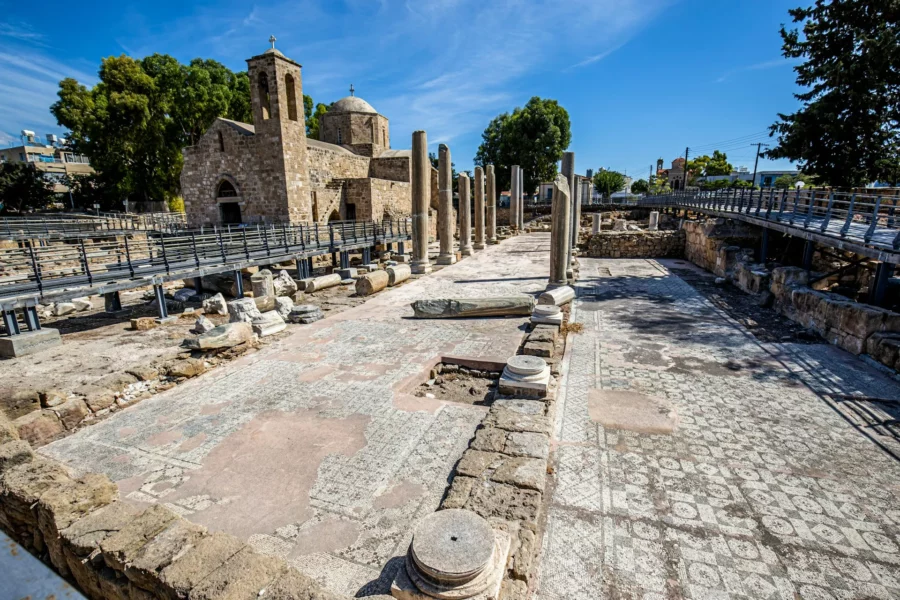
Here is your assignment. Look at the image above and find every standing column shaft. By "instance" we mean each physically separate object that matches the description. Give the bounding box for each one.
[510,165,520,231]
[518,166,526,230]
[436,144,456,264]
[549,174,570,286]
[561,152,575,269]
[474,167,485,249]
[410,130,432,274]
[573,175,582,249]
[459,172,473,256]
[487,165,498,243]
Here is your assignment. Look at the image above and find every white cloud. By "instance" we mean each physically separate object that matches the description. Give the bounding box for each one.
[716,58,797,83]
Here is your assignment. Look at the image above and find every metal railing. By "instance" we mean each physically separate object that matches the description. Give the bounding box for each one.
[1,212,189,239]
[640,188,900,252]
[0,219,411,308]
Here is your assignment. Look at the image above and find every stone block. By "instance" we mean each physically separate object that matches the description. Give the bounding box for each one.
[159,532,246,598]
[840,303,890,340]
[1,389,41,420]
[227,298,263,324]
[265,568,346,600]
[411,296,534,318]
[337,268,359,279]
[95,372,138,394]
[126,518,206,590]
[464,481,541,523]
[456,449,503,478]
[79,385,116,412]
[14,410,64,446]
[523,341,553,358]
[39,388,67,408]
[202,292,228,315]
[0,457,72,529]
[0,414,17,444]
[182,322,254,350]
[486,408,551,435]
[441,476,476,509]
[189,546,287,600]
[190,315,215,335]
[130,317,158,331]
[166,358,208,379]
[504,432,549,459]
[125,365,160,382]
[61,501,141,558]
[0,440,34,474]
[274,296,294,320]
[53,398,90,430]
[251,310,286,337]
[273,270,298,297]
[387,264,412,286]
[470,426,507,453]
[250,269,275,298]
[100,504,181,572]
[0,328,61,358]
[53,302,77,316]
[491,457,546,492]
[492,399,545,416]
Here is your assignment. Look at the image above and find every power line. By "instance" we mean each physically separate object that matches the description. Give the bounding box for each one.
[688,130,771,151]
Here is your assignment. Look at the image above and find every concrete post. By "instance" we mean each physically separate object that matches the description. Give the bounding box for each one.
[649,211,659,231]
[487,165,498,244]
[410,130,432,274]
[474,166,485,249]
[549,174,570,287]
[459,172,473,256]
[592,213,601,234]
[436,144,456,265]
[561,152,575,272]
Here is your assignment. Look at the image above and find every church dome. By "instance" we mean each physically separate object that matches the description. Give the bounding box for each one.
[331,96,378,114]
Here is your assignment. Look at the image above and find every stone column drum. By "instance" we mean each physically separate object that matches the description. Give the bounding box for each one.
[473,166,486,250]
[410,130,432,274]
[487,165,498,244]
[561,152,576,272]
[592,213,601,234]
[549,174,571,287]
[649,211,660,231]
[437,144,456,265]
[458,172,473,256]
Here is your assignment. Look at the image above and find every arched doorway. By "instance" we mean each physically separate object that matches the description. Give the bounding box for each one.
[328,209,341,222]
[217,180,241,224]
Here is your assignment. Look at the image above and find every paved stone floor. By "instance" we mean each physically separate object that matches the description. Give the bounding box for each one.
[42,234,551,597]
[538,258,900,600]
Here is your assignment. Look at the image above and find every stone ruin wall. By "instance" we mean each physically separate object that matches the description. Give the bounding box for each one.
[0,420,349,600]
[682,219,761,276]
[587,230,685,259]
[368,156,409,182]
[344,178,411,221]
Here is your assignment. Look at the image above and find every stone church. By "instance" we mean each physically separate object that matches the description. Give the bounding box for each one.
[180,44,417,226]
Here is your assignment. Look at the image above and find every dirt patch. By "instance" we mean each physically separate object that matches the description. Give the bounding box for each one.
[666,261,820,344]
[415,364,501,406]
[587,389,678,434]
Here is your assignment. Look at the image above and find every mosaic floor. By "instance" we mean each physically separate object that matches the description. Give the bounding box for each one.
[42,234,552,597]
[538,258,900,600]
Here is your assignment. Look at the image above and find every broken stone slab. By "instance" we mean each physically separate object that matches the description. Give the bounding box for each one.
[71,297,93,312]
[337,268,358,280]
[305,273,341,293]
[53,302,77,316]
[172,288,197,303]
[251,310,286,337]
[274,296,294,320]
[190,316,214,335]
[273,270,298,297]
[538,286,575,306]
[411,297,535,319]
[490,456,546,491]
[499,355,551,397]
[523,341,553,358]
[227,298,262,324]
[182,322,254,350]
[250,269,275,298]
[387,264,412,286]
[288,304,323,325]
[202,293,227,316]
[356,270,389,297]
[613,219,627,231]
[531,304,562,326]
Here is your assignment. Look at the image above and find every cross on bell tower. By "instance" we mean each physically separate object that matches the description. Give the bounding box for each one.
[349,84,355,97]
[269,35,276,49]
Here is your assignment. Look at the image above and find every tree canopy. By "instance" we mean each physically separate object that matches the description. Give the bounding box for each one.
[631,179,649,194]
[593,170,626,198]
[474,97,571,193]
[0,164,55,213]
[52,54,319,208]
[687,150,733,180]
[764,0,900,187]
[307,103,329,139]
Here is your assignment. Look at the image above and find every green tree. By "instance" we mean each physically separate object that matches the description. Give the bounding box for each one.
[650,175,672,195]
[593,170,626,198]
[700,179,731,191]
[631,179,649,194]
[307,103,329,139]
[688,150,733,181]
[474,97,571,193]
[0,164,55,213]
[764,1,900,187]
[52,54,253,206]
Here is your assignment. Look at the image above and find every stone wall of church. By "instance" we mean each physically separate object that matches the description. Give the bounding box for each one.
[182,121,284,226]
[344,178,411,222]
[369,156,409,182]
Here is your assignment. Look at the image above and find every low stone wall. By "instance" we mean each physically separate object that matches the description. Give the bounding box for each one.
[683,219,760,276]
[586,230,685,258]
[0,420,347,600]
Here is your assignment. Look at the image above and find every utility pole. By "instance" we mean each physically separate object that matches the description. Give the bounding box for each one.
[750,143,769,188]
[683,147,690,191]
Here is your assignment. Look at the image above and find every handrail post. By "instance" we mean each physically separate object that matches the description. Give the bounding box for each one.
[124,236,135,278]
[191,233,200,267]
[864,196,883,243]
[28,243,43,294]
[840,193,857,237]
[803,191,817,228]
[80,239,93,285]
[820,192,836,232]
[242,229,250,260]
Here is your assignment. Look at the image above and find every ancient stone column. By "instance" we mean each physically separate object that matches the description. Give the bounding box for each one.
[459,172,473,256]
[592,213,601,234]
[549,174,570,287]
[519,166,526,230]
[649,211,659,231]
[474,166,485,249]
[437,144,456,265]
[561,152,575,271]
[572,174,582,248]
[410,130,432,274]
[487,165,498,244]
[509,165,519,231]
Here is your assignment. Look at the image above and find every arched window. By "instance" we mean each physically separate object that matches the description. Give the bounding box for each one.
[337,128,342,144]
[258,72,271,120]
[217,131,225,152]
[217,180,237,198]
[285,74,298,121]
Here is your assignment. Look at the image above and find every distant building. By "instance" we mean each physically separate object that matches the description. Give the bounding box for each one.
[756,170,800,188]
[0,131,94,193]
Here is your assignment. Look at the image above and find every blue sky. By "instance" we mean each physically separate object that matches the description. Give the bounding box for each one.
[1,0,802,178]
